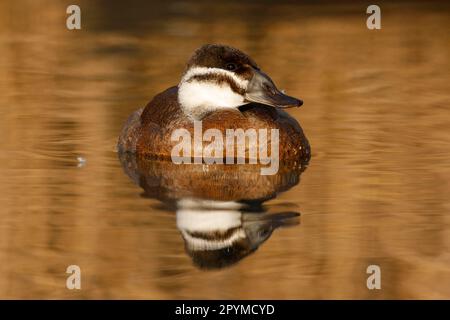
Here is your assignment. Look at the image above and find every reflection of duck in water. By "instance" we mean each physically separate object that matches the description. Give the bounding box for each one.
[119,153,308,269]
[176,198,299,269]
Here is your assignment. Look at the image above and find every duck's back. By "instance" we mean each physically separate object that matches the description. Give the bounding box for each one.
[117,86,181,154]
[118,86,310,163]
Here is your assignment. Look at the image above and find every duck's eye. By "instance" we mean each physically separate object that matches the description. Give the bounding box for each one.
[225,63,238,71]
[259,228,271,237]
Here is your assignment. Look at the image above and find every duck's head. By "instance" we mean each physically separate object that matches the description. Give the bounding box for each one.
[178,44,303,119]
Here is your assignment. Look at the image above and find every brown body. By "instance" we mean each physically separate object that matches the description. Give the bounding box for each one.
[118,86,311,164]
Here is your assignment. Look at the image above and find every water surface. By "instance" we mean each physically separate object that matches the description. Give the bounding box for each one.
[0,0,449,299]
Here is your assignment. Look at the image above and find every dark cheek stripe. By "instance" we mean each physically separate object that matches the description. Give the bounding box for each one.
[186,226,242,241]
[187,74,246,95]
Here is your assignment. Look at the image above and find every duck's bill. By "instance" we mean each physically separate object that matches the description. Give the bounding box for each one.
[245,69,303,108]
[245,211,300,228]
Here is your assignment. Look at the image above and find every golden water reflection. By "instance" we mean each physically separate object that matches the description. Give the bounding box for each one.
[0,0,449,298]
[118,153,305,270]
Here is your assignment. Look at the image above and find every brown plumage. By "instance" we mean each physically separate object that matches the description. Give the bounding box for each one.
[118,87,310,163]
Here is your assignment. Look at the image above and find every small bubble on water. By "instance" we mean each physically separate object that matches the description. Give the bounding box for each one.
[77,156,86,167]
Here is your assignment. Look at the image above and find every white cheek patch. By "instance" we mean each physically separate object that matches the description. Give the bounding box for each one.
[179,81,245,111]
[180,228,246,251]
[178,67,250,118]
[176,209,242,232]
[176,208,246,251]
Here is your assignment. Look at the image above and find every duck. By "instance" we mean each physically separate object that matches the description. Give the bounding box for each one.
[118,44,310,164]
